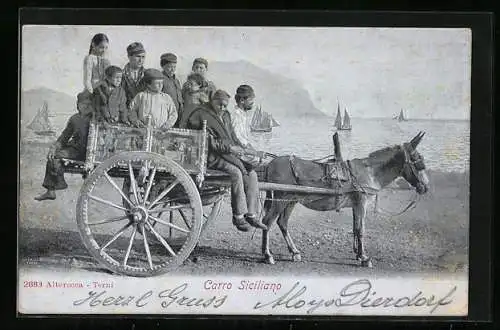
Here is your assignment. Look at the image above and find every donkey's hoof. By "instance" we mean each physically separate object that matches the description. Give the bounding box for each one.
[264,256,275,265]
[356,255,362,261]
[361,259,373,268]
[292,253,302,262]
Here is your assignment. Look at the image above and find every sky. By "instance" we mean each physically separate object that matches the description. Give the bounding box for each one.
[21,25,471,119]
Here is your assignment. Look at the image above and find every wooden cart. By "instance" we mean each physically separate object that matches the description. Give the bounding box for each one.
[61,118,344,277]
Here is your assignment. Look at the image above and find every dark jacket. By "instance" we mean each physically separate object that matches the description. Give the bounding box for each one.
[185,103,248,175]
[93,80,128,122]
[122,63,146,106]
[181,78,216,103]
[162,72,183,116]
[55,113,91,158]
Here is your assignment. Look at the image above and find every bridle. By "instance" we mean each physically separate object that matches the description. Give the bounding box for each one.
[401,143,426,186]
[374,143,426,218]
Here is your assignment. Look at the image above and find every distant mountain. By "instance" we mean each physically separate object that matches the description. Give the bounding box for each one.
[21,60,325,127]
[20,87,76,129]
[178,60,325,119]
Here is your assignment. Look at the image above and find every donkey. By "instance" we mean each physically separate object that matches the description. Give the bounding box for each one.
[260,132,429,267]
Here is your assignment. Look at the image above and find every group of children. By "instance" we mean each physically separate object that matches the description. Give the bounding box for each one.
[81,33,217,130]
[35,33,269,232]
[35,33,219,201]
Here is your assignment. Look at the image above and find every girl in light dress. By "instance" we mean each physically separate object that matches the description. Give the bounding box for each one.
[82,33,111,95]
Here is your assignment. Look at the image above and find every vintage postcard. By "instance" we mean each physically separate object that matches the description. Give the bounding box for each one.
[18,24,471,316]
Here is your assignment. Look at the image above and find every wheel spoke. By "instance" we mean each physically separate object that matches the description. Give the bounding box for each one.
[101,222,133,252]
[123,225,137,266]
[148,215,190,234]
[145,220,176,257]
[148,179,180,209]
[178,209,192,229]
[87,215,129,226]
[142,166,157,206]
[88,194,128,211]
[128,161,140,204]
[104,172,134,207]
[168,209,173,237]
[148,204,192,213]
[141,225,154,269]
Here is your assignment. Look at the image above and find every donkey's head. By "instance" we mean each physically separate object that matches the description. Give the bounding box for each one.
[400,131,429,194]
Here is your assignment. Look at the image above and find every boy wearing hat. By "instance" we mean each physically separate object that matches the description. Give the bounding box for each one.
[182,57,217,103]
[228,84,265,165]
[122,42,146,106]
[160,53,183,127]
[93,65,129,125]
[34,93,93,201]
[128,68,178,129]
[185,89,266,232]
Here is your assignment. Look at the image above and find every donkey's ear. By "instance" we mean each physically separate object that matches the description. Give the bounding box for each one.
[410,131,425,149]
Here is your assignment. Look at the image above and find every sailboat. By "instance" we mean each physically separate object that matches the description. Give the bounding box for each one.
[250,105,280,133]
[334,102,352,131]
[396,109,408,122]
[341,108,352,130]
[27,101,56,136]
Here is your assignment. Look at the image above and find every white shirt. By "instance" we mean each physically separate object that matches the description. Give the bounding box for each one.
[130,90,178,129]
[229,104,256,148]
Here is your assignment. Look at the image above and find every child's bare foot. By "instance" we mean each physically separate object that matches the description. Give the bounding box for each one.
[34,190,56,201]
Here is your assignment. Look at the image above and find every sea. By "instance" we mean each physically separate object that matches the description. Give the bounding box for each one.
[31,114,470,173]
[248,116,470,173]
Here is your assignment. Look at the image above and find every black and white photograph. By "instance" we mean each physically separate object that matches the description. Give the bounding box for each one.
[18,22,471,316]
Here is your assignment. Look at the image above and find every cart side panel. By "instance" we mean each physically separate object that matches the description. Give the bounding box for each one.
[150,127,206,174]
[94,123,147,162]
[83,119,208,177]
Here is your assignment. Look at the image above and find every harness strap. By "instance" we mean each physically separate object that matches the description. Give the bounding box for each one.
[289,155,300,185]
[374,192,418,217]
[346,160,379,195]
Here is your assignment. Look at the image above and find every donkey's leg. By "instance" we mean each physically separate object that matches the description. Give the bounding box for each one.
[276,202,301,262]
[353,197,373,267]
[261,201,283,265]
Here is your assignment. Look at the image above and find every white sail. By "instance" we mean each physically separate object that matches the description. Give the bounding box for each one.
[250,105,276,132]
[342,109,352,129]
[27,101,55,135]
[398,109,406,122]
[334,103,342,129]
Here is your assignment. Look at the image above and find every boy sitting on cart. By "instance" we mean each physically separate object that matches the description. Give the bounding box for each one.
[128,68,178,129]
[93,65,129,125]
[35,92,93,201]
[186,89,267,232]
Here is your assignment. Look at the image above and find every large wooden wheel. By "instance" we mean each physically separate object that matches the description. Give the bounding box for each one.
[121,179,225,238]
[76,151,203,277]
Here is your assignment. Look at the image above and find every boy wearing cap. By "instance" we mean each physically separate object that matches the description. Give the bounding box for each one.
[122,42,146,106]
[34,93,93,201]
[128,68,178,129]
[182,57,217,102]
[228,84,265,165]
[93,65,129,125]
[185,89,266,232]
[160,53,183,127]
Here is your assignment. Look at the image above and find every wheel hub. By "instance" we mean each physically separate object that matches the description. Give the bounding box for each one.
[130,206,149,224]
